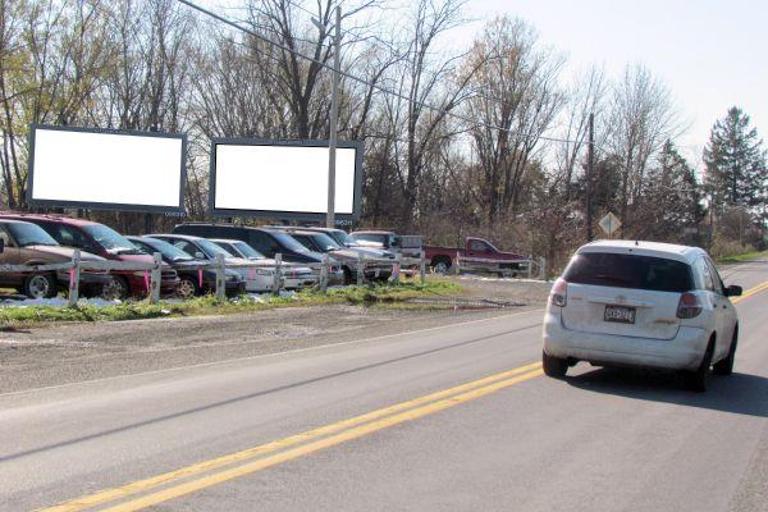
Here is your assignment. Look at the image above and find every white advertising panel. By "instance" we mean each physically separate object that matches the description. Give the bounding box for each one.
[29,126,185,212]
[212,142,360,218]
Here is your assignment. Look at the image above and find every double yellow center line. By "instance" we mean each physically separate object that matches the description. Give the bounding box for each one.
[37,279,768,511]
[40,362,543,512]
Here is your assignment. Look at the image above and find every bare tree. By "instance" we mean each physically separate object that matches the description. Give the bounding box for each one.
[606,64,681,234]
[464,16,564,230]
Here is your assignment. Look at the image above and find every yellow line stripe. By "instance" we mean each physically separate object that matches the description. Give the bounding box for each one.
[101,369,544,512]
[732,280,768,304]
[38,361,541,512]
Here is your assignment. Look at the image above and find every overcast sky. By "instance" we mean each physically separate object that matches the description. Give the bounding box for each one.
[455,0,767,165]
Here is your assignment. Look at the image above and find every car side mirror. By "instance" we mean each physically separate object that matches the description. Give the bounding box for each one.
[725,285,742,297]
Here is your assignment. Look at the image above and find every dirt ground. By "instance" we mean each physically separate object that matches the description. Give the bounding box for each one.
[0,276,551,393]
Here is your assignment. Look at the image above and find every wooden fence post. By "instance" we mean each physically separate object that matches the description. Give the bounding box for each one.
[272,253,282,295]
[319,254,329,292]
[149,252,162,303]
[419,250,426,284]
[67,250,81,307]
[215,254,226,300]
[356,254,364,286]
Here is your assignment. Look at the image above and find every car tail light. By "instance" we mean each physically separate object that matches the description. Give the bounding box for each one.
[677,292,703,319]
[550,278,568,307]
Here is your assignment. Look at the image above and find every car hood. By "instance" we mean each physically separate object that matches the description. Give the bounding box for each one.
[26,245,106,262]
[328,249,363,261]
[345,246,392,259]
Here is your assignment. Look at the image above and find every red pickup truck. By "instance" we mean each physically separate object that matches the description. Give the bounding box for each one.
[425,237,528,277]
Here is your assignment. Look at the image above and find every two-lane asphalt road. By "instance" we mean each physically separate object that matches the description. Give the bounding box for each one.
[1,262,767,511]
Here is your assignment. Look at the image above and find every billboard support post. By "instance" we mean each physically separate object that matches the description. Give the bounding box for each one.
[326,5,341,228]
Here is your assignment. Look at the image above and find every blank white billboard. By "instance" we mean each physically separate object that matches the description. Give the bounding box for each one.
[29,126,185,212]
[212,143,359,216]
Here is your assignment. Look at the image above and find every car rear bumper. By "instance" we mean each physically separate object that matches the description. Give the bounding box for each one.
[542,311,709,371]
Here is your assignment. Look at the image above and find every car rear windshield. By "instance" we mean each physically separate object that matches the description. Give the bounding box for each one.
[563,252,693,293]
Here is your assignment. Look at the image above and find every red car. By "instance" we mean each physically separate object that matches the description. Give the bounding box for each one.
[0,213,179,298]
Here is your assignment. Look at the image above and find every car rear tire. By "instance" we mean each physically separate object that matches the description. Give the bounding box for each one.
[177,277,200,299]
[101,276,129,301]
[713,330,738,376]
[432,258,451,274]
[23,273,57,299]
[543,351,568,378]
[684,340,714,392]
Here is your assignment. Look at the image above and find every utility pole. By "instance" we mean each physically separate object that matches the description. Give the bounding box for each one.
[326,6,341,228]
[586,112,595,241]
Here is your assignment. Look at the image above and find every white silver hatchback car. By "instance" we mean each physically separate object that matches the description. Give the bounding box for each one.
[542,241,742,391]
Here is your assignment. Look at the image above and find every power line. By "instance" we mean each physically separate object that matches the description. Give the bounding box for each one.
[175,0,587,147]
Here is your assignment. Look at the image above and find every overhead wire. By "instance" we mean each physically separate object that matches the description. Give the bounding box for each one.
[175,0,591,147]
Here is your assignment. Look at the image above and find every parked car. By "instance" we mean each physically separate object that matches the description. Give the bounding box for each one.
[209,238,317,290]
[274,229,393,284]
[127,236,246,298]
[149,233,276,293]
[350,230,423,258]
[542,240,741,392]
[0,213,179,299]
[172,223,344,285]
[0,219,111,298]
[272,226,397,260]
[425,237,527,276]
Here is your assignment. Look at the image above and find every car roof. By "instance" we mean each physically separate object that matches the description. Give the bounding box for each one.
[578,240,707,264]
[0,212,98,227]
[0,218,38,226]
[351,230,393,235]
[148,233,203,242]
[209,238,243,245]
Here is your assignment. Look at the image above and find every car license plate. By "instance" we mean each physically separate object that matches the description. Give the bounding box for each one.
[604,305,636,324]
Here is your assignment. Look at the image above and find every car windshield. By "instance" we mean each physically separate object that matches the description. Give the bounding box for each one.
[5,222,59,247]
[82,224,141,254]
[329,230,354,246]
[272,232,310,253]
[353,233,384,244]
[142,237,195,262]
[564,252,694,293]
[309,233,342,251]
[196,238,235,259]
[233,241,264,259]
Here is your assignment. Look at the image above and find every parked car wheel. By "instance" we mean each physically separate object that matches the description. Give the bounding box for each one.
[177,276,200,299]
[23,273,57,299]
[432,258,451,274]
[713,330,738,376]
[102,276,129,301]
[542,351,568,378]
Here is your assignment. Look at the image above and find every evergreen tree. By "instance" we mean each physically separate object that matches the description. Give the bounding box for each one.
[636,141,703,241]
[704,107,767,209]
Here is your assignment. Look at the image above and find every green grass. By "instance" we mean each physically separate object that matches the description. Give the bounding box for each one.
[0,279,462,329]
[718,250,768,264]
